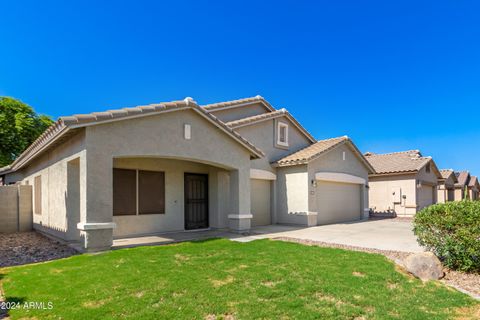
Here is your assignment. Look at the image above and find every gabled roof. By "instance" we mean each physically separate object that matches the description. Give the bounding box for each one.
[0,98,264,175]
[274,136,375,173]
[202,95,275,113]
[468,176,479,188]
[455,171,470,187]
[364,150,441,177]
[439,169,458,183]
[225,108,316,143]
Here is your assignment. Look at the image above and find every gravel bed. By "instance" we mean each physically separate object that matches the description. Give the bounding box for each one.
[273,236,480,300]
[0,232,77,268]
[442,270,480,299]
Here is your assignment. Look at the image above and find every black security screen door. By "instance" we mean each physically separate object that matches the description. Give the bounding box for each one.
[184,173,209,230]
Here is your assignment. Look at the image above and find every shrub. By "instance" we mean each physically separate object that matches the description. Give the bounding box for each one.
[413,201,480,272]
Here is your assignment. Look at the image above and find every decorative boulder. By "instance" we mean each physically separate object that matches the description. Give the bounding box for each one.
[404,252,444,280]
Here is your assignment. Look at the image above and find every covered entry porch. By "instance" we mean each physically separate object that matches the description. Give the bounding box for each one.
[112,157,246,238]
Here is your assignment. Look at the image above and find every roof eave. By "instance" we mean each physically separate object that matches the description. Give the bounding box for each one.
[369,170,418,177]
[229,110,316,144]
[5,100,265,174]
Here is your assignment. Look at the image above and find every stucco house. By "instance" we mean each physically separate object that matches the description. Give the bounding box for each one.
[454,170,471,201]
[468,175,479,200]
[365,150,442,216]
[0,96,374,251]
[437,169,457,203]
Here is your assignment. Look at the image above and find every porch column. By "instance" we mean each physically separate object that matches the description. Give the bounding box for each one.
[77,151,115,252]
[228,169,252,232]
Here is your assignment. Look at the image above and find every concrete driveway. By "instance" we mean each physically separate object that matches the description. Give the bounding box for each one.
[241,219,423,253]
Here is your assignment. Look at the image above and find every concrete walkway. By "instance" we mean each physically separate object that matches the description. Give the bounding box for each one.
[113,219,422,253]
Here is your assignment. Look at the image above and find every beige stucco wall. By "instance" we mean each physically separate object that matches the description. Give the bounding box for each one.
[469,188,479,200]
[83,109,253,235]
[307,143,370,219]
[250,179,272,226]
[437,175,456,203]
[112,158,231,237]
[208,102,270,123]
[369,174,417,216]
[416,163,438,209]
[454,187,464,201]
[234,116,312,172]
[0,185,33,233]
[5,131,86,240]
[275,165,311,225]
[370,163,439,216]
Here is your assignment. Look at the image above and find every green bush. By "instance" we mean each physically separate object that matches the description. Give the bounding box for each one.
[413,201,480,272]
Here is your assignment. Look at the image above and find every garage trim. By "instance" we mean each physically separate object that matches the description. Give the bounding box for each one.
[250,169,276,180]
[315,172,366,185]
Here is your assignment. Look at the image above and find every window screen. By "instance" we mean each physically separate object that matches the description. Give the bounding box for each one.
[277,122,289,146]
[113,168,137,216]
[139,170,165,214]
[34,175,42,215]
[279,126,286,142]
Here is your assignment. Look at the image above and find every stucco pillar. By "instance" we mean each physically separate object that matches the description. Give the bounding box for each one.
[228,169,252,232]
[362,184,369,219]
[437,186,446,203]
[77,150,115,252]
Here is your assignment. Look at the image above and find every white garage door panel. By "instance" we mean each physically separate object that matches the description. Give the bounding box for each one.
[251,179,271,226]
[418,186,433,210]
[316,181,361,225]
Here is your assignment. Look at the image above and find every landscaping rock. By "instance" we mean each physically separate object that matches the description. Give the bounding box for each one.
[0,232,77,267]
[404,252,444,280]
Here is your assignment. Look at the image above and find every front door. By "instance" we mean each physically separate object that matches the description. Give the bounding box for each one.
[184,173,209,230]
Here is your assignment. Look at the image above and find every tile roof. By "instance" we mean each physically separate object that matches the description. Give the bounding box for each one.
[225,109,316,143]
[455,171,470,186]
[439,169,458,183]
[274,136,375,173]
[0,98,264,175]
[202,95,275,112]
[364,150,432,175]
[440,169,455,179]
[226,109,287,128]
[468,176,478,188]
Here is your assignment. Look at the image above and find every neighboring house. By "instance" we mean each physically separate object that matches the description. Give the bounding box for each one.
[453,171,471,201]
[365,150,442,216]
[468,175,479,200]
[437,169,457,203]
[0,96,374,252]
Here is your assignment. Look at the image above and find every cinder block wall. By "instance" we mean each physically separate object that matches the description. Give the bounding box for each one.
[0,185,33,233]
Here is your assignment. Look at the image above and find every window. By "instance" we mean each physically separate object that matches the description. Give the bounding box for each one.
[277,122,289,147]
[139,170,165,214]
[113,169,137,216]
[34,176,42,215]
[113,168,165,216]
[426,163,431,174]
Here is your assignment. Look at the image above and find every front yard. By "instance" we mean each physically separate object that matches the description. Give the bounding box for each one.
[0,239,477,319]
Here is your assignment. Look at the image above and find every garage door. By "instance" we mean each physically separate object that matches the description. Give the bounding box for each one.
[250,179,271,226]
[418,186,434,210]
[316,181,361,225]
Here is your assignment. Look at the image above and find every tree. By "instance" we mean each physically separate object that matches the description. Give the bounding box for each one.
[464,185,470,201]
[0,97,53,167]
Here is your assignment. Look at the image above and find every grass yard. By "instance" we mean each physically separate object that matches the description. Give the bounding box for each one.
[0,239,478,319]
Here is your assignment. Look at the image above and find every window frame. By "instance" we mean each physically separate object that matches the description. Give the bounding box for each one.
[34,175,42,215]
[113,168,166,216]
[138,170,166,215]
[276,121,289,147]
[113,168,137,216]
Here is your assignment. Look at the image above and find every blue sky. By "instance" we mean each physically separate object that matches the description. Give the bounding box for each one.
[1,1,479,174]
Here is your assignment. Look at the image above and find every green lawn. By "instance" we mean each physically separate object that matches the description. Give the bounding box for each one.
[0,239,477,319]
